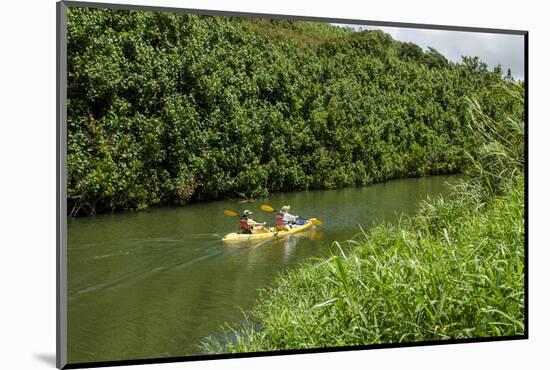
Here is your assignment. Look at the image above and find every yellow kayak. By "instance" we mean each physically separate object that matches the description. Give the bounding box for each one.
[222,218,317,242]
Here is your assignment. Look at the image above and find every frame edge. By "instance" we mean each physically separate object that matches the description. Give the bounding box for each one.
[57,1,68,368]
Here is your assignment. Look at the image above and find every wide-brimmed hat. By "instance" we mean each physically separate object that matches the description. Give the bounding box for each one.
[280,205,291,212]
[243,210,253,216]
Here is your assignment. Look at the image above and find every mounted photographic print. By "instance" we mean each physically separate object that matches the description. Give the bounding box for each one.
[56,1,527,368]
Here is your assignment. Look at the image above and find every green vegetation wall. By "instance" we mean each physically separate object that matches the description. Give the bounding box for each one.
[67,7,517,215]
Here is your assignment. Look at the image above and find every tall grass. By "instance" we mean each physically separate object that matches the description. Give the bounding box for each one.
[201,82,525,353]
[464,82,524,198]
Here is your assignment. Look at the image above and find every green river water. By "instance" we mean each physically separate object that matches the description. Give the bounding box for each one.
[67,174,460,363]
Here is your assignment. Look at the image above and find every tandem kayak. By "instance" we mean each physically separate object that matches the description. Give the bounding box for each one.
[222,218,318,242]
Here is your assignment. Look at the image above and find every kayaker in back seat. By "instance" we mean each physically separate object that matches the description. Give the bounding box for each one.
[275,210,286,231]
[240,210,267,234]
[280,205,299,229]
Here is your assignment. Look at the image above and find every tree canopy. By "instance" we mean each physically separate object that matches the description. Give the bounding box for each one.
[67,7,520,215]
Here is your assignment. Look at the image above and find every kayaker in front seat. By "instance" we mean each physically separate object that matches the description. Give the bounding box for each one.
[240,210,267,234]
[280,205,299,229]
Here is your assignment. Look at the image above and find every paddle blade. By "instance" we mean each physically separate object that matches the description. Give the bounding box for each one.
[260,204,274,212]
[310,218,322,226]
[224,210,238,217]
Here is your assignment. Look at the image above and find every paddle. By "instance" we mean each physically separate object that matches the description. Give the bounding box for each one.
[260,204,275,212]
[223,210,238,217]
[260,204,322,226]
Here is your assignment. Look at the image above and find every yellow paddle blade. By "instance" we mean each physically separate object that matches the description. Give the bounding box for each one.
[260,204,274,212]
[310,218,322,226]
[224,210,238,217]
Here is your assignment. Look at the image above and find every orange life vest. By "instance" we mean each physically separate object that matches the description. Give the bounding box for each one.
[240,217,249,232]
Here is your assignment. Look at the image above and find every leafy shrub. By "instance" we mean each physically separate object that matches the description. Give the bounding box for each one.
[67,7,519,215]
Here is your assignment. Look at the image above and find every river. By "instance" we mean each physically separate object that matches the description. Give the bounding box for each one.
[67,174,461,363]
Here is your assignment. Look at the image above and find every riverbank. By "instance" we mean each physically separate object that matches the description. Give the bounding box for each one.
[202,83,525,353]
[203,175,524,353]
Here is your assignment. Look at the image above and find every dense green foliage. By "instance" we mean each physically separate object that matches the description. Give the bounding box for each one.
[202,82,525,351]
[67,7,514,215]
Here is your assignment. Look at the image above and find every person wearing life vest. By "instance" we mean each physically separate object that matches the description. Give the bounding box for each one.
[240,210,266,234]
[275,210,286,231]
[280,205,299,229]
